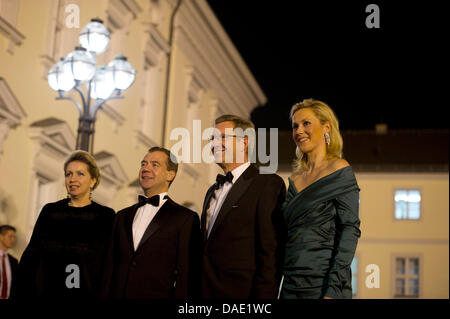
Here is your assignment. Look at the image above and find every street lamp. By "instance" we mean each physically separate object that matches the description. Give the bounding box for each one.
[47,18,136,154]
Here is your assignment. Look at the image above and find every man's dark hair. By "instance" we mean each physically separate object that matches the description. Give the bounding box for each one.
[0,225,16,235]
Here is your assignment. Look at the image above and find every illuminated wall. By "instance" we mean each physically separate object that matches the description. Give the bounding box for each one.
[0,0,266,258]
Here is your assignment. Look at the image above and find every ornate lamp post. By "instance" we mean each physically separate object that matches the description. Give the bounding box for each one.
[47,18,136,153]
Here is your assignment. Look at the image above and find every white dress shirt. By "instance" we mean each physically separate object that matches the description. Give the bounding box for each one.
[0,250,12,299]
[132,192,168,251]
[206,162,251,238]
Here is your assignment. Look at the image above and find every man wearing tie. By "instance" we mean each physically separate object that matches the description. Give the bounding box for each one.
[201,115,286,299]
[104,147,201,299]
[0,225,17,300]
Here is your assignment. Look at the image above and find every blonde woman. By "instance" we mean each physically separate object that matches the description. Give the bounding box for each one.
[279,99,361,299]
[16,151,115,299]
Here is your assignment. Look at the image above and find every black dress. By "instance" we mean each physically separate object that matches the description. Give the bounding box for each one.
[15,198,115,299]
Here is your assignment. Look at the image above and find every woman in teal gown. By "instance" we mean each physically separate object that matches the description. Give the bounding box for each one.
[280,99,361,299]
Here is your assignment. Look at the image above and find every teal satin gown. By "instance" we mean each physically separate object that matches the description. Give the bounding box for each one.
[280,166,361,299]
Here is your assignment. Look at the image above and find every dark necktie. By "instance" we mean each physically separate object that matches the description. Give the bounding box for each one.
[214,171,234,190]
[137,195,160,208]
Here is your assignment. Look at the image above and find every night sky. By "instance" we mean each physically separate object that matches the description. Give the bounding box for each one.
[206,1,445,131]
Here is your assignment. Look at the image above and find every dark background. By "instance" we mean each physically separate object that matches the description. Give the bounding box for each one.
[206,1,445,131]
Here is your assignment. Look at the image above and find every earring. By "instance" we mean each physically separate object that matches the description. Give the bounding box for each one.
[67,193,70,199]
[89,190,92,200]
[325,132,330,146]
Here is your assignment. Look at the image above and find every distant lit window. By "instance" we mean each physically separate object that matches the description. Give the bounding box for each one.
[394,190,421,219]
[351,257,358,296]
[394,257,420,298]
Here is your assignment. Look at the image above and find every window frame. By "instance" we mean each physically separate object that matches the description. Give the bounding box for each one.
[0,0,25,54]
[391,254,423,299]
[393,187,423,221]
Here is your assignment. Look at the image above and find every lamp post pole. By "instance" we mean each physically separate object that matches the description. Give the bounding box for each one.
[77,115,94,153]
[75,78,94,153]
[48,19,135,154]
[56,80,123,154]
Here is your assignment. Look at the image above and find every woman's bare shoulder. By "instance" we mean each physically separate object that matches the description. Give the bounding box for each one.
[329,158,350,172]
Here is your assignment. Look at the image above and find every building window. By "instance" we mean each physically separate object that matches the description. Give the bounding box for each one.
[49,0,65,61]
[149,0,162,26]
[27,117,75,242]
[0,78,26,157]
[136,23,169,147]
[394,257,420,298]
[394,189,421,219]
[26,174,60,243]
[34,176,58,222]
[41,0,80,76]
[0,0,25,53]
[351,257,358,296]
[140,62,164,143]
[0,0,20,26]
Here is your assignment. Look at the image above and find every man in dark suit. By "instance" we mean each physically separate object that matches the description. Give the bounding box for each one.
[0,225,18,299]
[201,115,286,299]
[104,147,201,299]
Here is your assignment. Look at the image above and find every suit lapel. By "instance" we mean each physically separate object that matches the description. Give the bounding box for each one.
[135,197,174,252]
[207,164,258,240]
[125,204,140,252]
[201,185,216,242]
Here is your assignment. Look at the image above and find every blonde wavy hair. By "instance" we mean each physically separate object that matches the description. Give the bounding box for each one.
[290,99,343,172]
